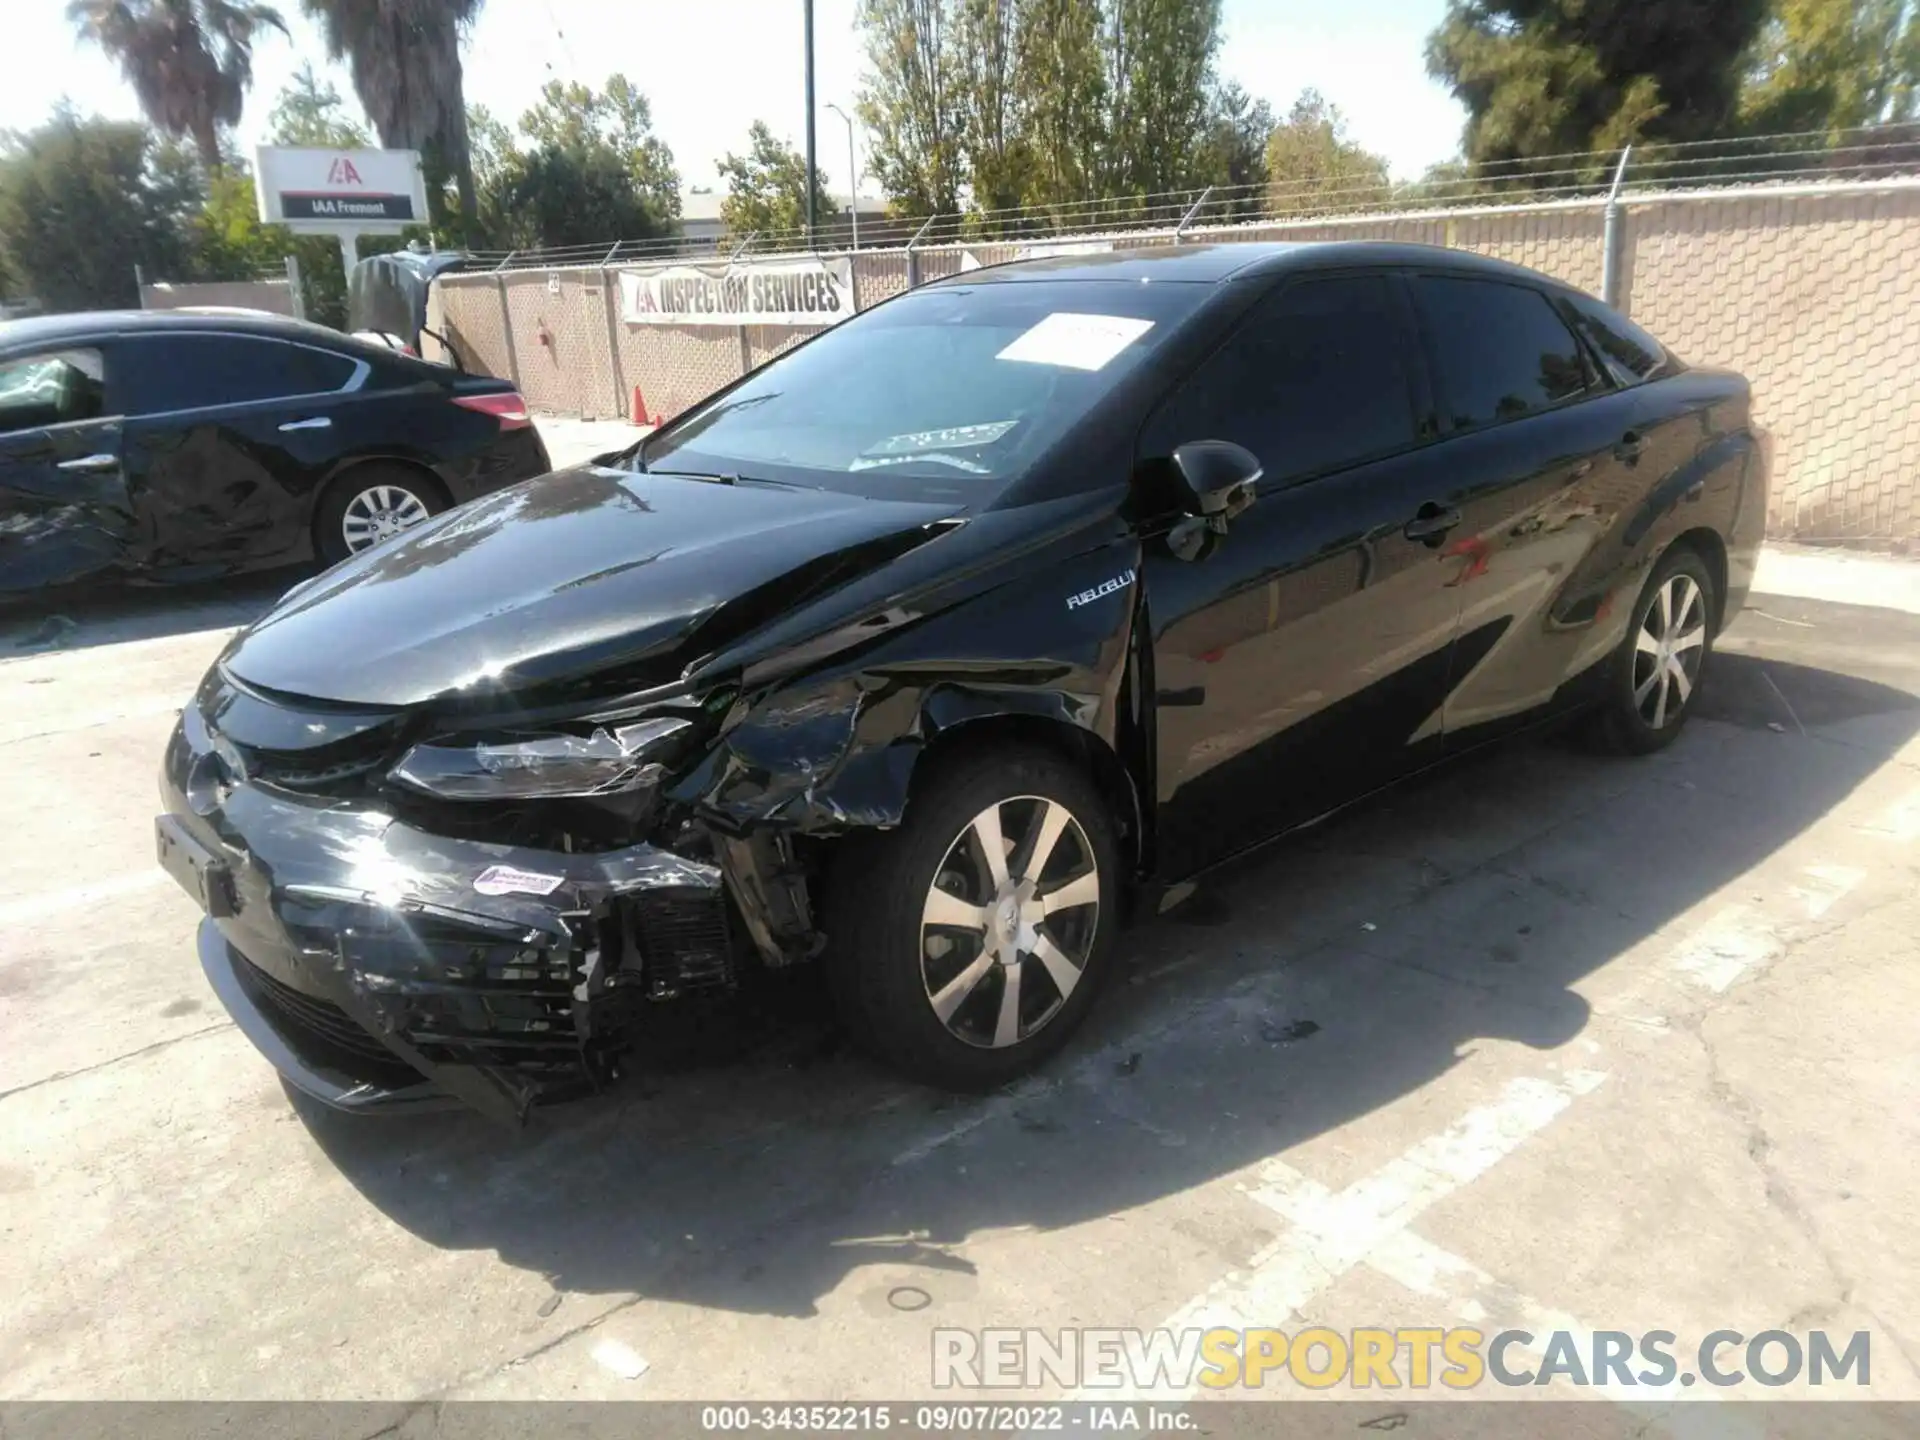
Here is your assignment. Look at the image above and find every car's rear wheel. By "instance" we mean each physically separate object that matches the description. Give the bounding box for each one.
[824,744,1120,1090]
[315,465,449,565]
[1594,545,1716,754]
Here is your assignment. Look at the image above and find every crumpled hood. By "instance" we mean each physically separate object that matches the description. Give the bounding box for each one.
[223,464,962,707]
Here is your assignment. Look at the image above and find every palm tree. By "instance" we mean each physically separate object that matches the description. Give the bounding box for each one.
[69,0,287,171]
[299,0,485,230]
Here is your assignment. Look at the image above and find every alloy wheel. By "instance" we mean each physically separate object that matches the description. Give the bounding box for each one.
[919,794,1101,1050]
[341,483,433,553]
[1632,572,1707,728]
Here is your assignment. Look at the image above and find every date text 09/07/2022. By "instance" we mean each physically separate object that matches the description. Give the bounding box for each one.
[699,1405,1194,1432]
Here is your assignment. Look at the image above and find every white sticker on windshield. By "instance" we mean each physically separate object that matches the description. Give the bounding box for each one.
[473,864,565,897]
[996,312,1154,371]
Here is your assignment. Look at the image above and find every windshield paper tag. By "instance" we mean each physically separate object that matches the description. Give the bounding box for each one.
[474,865,566,897]
[997,313,1154,371]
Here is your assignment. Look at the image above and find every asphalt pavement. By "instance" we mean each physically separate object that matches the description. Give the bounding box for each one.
[2,422,1916,1419]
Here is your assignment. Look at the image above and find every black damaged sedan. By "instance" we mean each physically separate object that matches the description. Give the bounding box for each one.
[158,242,1766,1122]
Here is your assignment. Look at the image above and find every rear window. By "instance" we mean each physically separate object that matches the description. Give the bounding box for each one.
[0,348,105,434]
[1566,296,1674,386]
[114,334,358,415]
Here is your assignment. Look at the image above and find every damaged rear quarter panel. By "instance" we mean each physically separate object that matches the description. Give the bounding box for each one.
[678,528,1148,839]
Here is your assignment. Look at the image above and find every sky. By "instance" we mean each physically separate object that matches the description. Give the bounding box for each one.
[1,0,1469,194]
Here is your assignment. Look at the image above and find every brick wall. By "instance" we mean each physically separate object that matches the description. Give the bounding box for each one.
[432,185,1920,542]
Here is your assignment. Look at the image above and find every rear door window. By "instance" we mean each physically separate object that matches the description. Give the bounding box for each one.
[1144,273,1421,486]
[1413,275,1598,431]
[0,349,107,434]
[114,334,359,416]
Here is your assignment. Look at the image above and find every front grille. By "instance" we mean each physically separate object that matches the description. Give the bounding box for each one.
[230,735,391,794]
[633,891,736,998]
[232,951,422,1089]
[403,948,586,1074]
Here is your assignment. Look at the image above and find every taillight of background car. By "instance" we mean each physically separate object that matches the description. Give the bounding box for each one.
[452,391,532,431]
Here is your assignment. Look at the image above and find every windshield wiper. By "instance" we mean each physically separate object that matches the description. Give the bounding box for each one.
[647,469,803,490]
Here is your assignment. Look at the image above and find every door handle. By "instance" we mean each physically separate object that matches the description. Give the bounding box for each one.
[1403,502,1462,546]
[56,453,119,473]
[1614,429,1645,463]
[278,416,332,432]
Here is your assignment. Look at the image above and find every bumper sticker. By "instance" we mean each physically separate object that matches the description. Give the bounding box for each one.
[473,864,566,897]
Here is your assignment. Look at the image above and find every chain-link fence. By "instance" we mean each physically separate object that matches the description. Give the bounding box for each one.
[431,131,1920,545]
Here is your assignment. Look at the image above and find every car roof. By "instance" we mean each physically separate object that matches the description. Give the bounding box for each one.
[0,307,391,359]
[926,240,1591,293]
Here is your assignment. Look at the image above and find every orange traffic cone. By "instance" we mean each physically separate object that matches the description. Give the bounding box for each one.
[630,386,650,426]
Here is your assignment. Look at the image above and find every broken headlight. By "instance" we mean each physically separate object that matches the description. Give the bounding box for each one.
[389,716,692,801]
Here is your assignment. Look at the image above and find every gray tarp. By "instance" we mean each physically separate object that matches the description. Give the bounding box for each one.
[346,249,470,348]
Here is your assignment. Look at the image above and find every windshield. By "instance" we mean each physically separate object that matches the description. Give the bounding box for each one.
[640,279,1209,502]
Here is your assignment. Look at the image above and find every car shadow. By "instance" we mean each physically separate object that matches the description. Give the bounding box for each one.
[292,604,1920,1322]
[0,570,297,655]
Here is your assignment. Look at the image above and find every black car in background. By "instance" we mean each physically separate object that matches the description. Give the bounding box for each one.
[0,309,548,597]
[157,242,1766,1124]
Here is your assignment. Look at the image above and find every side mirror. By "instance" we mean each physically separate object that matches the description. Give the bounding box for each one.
[1165,440,1261,561]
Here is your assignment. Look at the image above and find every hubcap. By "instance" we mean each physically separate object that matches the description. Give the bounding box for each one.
[1632,573,1707,728]
[920,794,1101,1050]
[341,483,432,553]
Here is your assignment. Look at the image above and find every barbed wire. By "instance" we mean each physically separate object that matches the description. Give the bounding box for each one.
[457,120,1920,272]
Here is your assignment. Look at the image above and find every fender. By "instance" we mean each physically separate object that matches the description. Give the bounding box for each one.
[673,537,1150,844]
[1623,427,1753,552]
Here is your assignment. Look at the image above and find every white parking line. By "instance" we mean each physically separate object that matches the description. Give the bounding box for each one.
[1371,1230,1761,1437]
[0,694,188,747]
[1667,862,1862,994]
[1856,787,1920,842]
[1669,906,1781,993]
[0,868,169,927]
[1087,1069,1607,1399]
[1788,864,1864,919]
[590,1336,650,1381]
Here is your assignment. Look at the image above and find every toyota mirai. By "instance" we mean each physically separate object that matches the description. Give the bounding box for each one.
[157,242,1765,1123]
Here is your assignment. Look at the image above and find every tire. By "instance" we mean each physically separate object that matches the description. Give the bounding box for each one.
[1592,544,1717,755]
[313,464,450,566]
[822,743,1121,1091]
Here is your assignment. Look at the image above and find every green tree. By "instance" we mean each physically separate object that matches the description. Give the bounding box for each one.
[267,59,370,147]
[465,102,520,245]
[0,111,191,310]
[1427,0,1770,172]
[1011,0,1107,214]
[299,0,484,232]
[499,146,661,251]
[462,79,681,251]
[954,0,1034,219]
[67,0,287,170]
[517,76,680,229]
[1102,0,1222,196]
[1396,156,1476,206]
[1194,79,1275,215]
[857,0,965,215]
[1741,0,1920,135]
[1265,89,1390,216]
[717,121,834,241]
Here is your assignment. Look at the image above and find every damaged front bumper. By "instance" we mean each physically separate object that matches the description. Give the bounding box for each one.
[159,708,735,1125]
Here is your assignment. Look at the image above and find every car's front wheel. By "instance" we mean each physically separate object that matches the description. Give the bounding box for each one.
[315,465,449,565]
[825,744,1120,1090]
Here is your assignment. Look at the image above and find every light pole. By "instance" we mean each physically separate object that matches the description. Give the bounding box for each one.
[803,0,817,248]
[826,102,859,251]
